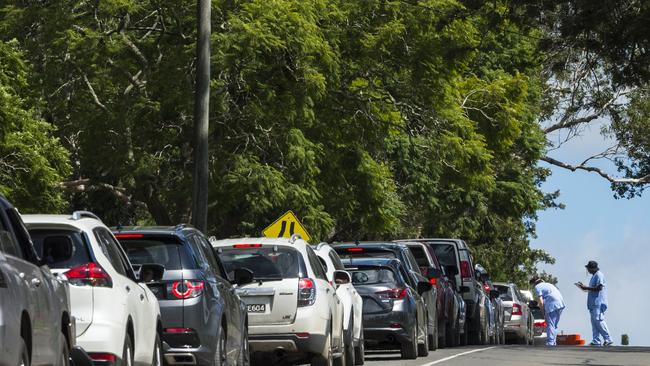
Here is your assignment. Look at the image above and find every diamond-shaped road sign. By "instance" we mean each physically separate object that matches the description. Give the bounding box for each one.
[262,210,311,242]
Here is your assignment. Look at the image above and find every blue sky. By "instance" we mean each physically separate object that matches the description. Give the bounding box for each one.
[531,123,650,346]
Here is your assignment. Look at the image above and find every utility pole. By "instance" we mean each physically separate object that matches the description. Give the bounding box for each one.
[192,0,211,232]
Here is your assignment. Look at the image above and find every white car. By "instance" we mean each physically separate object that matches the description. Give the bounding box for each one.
[212,235,346,366]
[314,243,364,365]
[23,212,164,366]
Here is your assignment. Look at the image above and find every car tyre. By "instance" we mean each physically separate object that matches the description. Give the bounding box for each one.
[56,335,70,366]
[400,326,418,360]
[438,320,447,348]
[354,320,365,366]
[344,317,355,366]
[417,324,429,357]
[214,325,227,366]
[152,333,163,366]
[19,338,30,366]
[121,333,134,366]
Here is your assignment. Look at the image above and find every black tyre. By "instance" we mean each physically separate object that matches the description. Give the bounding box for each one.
[460,320,468,346]
[445,319,456,347]
[354,328,365,366]
[438,321,447,349]
[214,325,227,366]
[19,338,30,366]
[468,320,480,345]
[344,318,355,366]
[417,325,429,357]
[151,333,163,366]
[428,316,438,351]
[121,333,134,366]
[400,326,417,360]
[238,324,250,366]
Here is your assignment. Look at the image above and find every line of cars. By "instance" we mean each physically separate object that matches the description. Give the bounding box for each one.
[0,192,537,366]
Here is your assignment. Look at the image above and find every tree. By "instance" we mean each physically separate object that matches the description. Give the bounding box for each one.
[0,40,70,212]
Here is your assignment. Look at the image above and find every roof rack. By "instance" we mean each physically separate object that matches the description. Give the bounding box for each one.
[289,234,303,244]
[71,211,102,221]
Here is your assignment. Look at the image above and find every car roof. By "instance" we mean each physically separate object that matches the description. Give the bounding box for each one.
[22,214,102,232]
[111,225,197,237]
[210,236,310,249]
[331,242,407,250]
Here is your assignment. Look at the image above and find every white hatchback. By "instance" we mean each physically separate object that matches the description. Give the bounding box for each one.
[212,236,346,366]
[23,212,163,366]
[314,243,365,365]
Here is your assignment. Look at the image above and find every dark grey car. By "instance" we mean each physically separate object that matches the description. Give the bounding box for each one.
[113,226,251,366]
[342,258,431,360]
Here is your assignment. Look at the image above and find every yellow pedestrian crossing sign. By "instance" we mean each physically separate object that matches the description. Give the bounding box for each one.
[262,210,311,242]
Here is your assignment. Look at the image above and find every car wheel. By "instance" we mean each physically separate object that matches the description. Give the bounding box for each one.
[214,325,227,366]
[121,333,134,366]
[19,338,30,366]
[238,324,250,366]
[312,326,333,366]
[354,327,365,365]
[438,320,447,349]
[344,317,355,366]
[400,325,417,360]
[56,335,70,366]
[417,323,429,357]
[445,319,456,347]
[151,333,163,366]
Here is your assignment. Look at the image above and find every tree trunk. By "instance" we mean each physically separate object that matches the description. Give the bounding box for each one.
[192,0,211,232]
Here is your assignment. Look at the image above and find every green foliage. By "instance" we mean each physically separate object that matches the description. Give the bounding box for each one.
[0,40,70,212]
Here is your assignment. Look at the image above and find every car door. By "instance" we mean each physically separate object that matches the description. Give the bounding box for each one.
[307,247,342,347]
[2,208,59,365]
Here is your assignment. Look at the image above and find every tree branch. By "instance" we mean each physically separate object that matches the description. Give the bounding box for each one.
[82,74,108,112]
[541,156,650,184]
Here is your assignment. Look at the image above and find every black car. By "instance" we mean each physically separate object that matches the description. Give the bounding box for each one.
[332,242,438,350]
[113,226,252,366]
[342,258,431,359]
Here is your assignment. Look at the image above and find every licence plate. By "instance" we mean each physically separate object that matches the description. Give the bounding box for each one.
[247,304,266,313]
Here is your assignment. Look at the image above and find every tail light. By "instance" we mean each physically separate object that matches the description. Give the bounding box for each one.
[298,278,316,307]
[164,328,196,334]
[88,353,117,363]
[535,321,547,328]
[114,234,144,239]
[64,263,112,287]
[460,260,471,280]
[347,248,364,252]
[512,303,523,316]
[170,280,204,299]
[376,288,408,300]
[483,284,491,294]
[429,278,437,286]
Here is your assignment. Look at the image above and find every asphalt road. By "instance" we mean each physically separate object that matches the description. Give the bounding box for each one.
[361,345,650,366]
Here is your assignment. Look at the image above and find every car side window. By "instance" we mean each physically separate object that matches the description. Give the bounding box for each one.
[328,250,345,271]
[94,228,128,276]
[398,263,416,288]
[0,214,22,258]
[186,235,211,272]
[404,249,421,272]
[195,235,224,276]
[306,247,327,281]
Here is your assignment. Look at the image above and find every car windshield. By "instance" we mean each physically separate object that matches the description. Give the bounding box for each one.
[430,243,457,268]
[30,229,91,269]
[348,267,399,286]
[494,285,513,301]
[118,237,190,270]
[218,245,302,280]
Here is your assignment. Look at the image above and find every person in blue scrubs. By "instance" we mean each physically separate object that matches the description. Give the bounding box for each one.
[577,260,613,346]
[530,277,565,346]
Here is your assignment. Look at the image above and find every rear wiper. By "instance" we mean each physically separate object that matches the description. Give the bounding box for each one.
[253,276,283,282]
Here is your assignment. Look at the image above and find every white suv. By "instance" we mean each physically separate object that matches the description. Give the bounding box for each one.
[314,243,364,365]
[212,236,345,366]
[23,212,163,366]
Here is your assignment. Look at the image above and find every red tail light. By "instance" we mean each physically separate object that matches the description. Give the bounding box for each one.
[170,281,204,299]
[347,248,364,252]
[64,263,112,287]
[483,284,491,294]
[114,234,144,239]
[164,328,196,334]
[376,288,408,300]
[429,278,437,286]
[88,353,117,362]
[298,278,316,307]
[460,260,471,279]
[295,332,310,338]
[512,303,523,316]
[535,321,547,328]
[233,244,262,248]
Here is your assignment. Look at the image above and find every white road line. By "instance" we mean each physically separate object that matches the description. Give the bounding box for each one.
[420,346,497,366]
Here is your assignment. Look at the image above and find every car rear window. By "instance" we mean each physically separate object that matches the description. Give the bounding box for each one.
[218,245,303,280]
[348,267,399,286]
[118,236,195,270]
[29,229,92,269]
[335,247,397,261]
[430,243,458,268]
[494,285,513,301]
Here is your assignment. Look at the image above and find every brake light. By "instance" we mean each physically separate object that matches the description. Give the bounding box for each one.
[512,303,523,316]
[295,332,310,338]
[390,323,402,328]
[429,278,437,286]
[483,284,491,294]
[460,260,471,279]
[64,263,112,287]
[233,244,262,248]
[164,328,196,334]
[535,321,547,328]
[114,234,144,239]
[347,248,364,252]
[298,278,316,307]
[170,281,204,299]
[376,288,408,300]
[88,353,117,362]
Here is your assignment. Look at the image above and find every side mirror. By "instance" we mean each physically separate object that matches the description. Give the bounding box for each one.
[333,270,351,286]
[233,268,254,286]
[459,285,471,293]
[427,267,444,279]
[417,281,433,295]
[137,264,165,283]
[41,236,74,265]
[490,288,500,300]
